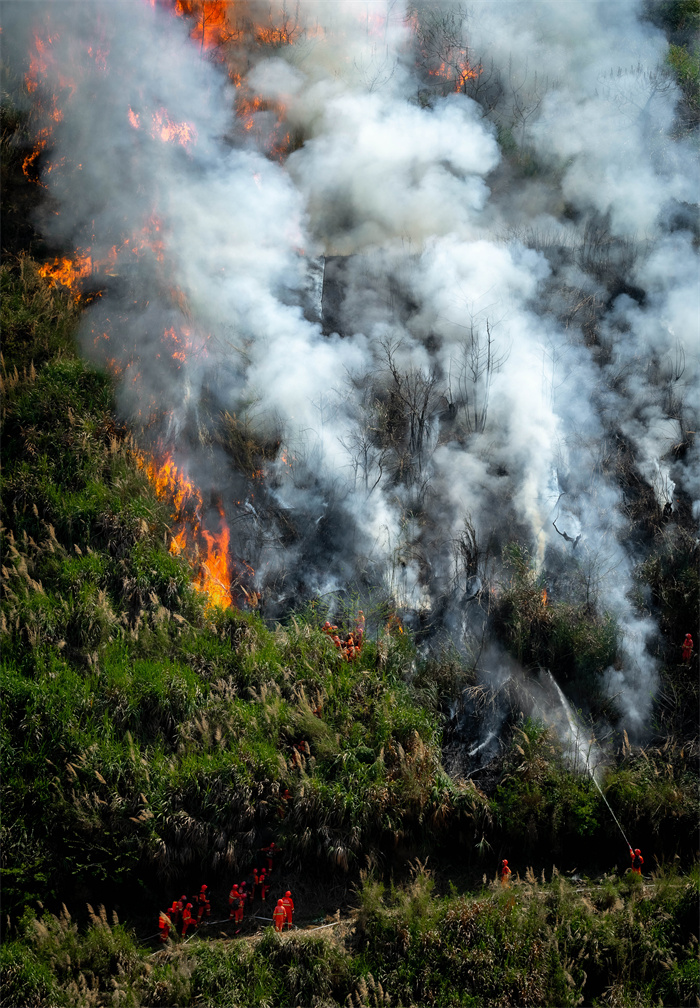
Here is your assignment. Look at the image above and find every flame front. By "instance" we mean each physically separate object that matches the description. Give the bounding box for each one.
[138,450,238,610]
[38,251,94,296]
[175,0,236,53]
[195,504,233,609]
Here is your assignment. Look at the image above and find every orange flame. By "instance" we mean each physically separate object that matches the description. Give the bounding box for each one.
[22,23,104,185]
[541,588,548,607]
[427,59,481,92]
[137,449,246,610]
[195,504,233,609]
[22,133,51,186]
[38,251,94,296]
[174,0,237,52]
[385,611,404,635]
[127,104,196,147]
[151,107,197,147]
[254,21,303,47]
[37,212,167,300]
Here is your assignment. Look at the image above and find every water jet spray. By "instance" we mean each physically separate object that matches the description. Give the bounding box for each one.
[547,672,632,852]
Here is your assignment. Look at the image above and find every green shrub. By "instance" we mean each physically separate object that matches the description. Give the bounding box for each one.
[0,941,63,1008]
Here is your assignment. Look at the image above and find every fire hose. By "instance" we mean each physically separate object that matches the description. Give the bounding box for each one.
[148,913,342,949]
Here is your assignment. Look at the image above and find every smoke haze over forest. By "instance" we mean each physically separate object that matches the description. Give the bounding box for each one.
[5,0,699,740]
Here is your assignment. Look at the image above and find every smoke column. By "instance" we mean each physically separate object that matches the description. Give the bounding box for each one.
[7,0,698,737]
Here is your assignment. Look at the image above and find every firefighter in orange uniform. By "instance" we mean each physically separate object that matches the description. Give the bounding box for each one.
[281,890,294,929]
[228,884,244,927]
[273,899,287,932]
[682,634,693,664]
[629,848,644,875]
[172,895,187,931]
[356,611,365,646]
[195,884,210,925]
[261,841,278,874]
[500,859,512,888]
[181,902,194,938]
[238,880,250,913]
[260,868,270,902]
[158,909,172,943]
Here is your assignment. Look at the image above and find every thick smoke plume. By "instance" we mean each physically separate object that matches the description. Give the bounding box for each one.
[7,0,698,740]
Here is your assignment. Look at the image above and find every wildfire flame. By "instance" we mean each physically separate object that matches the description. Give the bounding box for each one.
[23,1,477,615]
[37,214,167,300]
[151,107,197,146]
[38,251,94,296]
[137,449,239,610]
[385,612,404,635]
[195,504,233,609]
[128,104,197,148]
[174,0,237,52]
[427,59,481,92]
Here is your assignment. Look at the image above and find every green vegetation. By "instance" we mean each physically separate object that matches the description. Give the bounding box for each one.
[1,867,697,1007]
[492,543,619,716]
[2,255,698,1007]
[3,10,699,990]
[353,863,700,1008]
[0,258,479,921]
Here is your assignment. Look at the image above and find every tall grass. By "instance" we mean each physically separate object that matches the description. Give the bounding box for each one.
[3,868,696,1007]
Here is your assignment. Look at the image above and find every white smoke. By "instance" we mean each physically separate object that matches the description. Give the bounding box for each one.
[8,0,699,736]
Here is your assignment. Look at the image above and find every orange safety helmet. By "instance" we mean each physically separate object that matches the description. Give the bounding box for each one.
[634,849,641,855]
[201,884,207,891]
[502,860,508,866]
[285,891,291,897]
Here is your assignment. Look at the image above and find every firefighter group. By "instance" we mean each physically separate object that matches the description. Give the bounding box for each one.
[322,610,365,661]
[158,841,295,942]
